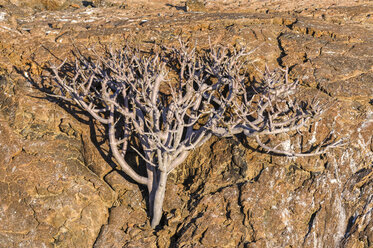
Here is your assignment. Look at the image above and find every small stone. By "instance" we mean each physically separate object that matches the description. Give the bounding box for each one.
[70,3,80,9]
[185,0,206,12]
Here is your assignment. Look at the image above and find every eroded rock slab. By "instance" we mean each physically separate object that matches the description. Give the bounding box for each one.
[0,76,116,247]
[0,1,372,247]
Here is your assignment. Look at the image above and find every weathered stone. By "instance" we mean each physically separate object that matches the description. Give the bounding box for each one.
[185,0,205,12]
[0,0,372,247]
[0,73,116,247]
[0,117,116,247]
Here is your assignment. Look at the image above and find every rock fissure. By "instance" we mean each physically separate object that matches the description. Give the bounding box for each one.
[276,32,287,67]
[303,205,321,244]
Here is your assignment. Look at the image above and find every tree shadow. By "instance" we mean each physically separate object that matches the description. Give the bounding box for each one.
[14,56,148,187]
[165,3,186,12]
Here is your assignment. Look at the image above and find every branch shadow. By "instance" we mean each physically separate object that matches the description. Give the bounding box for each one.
[14,55,148,188]
[165,3,186,12]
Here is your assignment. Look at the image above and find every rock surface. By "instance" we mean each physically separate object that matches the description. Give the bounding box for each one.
[0,75,116,247]
[0,0,372,247]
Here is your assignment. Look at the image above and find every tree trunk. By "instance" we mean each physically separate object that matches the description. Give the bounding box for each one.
[150,169,168,228]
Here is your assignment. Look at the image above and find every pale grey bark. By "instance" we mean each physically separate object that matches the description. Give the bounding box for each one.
[151,169,168,228]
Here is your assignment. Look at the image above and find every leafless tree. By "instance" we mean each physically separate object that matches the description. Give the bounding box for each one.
[49,41,343,228]
[201,45,343,156]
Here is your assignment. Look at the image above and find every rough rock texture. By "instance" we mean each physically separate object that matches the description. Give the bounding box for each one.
[0,74,116,247]
[0,0,372,247]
